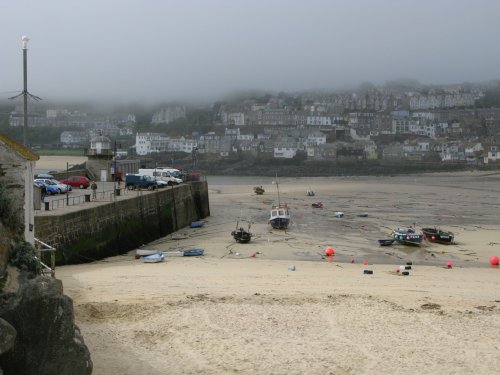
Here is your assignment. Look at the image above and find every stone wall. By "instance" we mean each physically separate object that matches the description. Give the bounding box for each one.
[34,181,210,264]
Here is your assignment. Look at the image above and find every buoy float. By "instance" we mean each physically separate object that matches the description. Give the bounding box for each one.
[351,258,355,263]
[363,260,368,266]
[325,247,335,256]
[431,236,436,241]
[446,261,453,268]
[489,256,499,266]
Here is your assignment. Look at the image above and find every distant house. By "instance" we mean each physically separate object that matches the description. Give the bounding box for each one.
[484,145,500,164]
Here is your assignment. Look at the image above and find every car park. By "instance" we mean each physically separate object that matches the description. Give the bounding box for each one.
[60,176,91,189]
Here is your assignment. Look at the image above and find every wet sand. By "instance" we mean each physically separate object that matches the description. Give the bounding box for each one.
[57,172,500,374]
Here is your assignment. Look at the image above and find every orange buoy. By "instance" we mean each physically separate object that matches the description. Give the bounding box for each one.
[490,256,499,266]
[325,247,335,256]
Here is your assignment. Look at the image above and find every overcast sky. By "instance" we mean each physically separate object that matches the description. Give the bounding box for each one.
[1,0,499,105]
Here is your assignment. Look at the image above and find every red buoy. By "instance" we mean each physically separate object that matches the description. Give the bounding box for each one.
[490,256,499,266]
[446,261,453,268]
[325,247,334,256]
[363,260,368,266]
[431,235,436,241]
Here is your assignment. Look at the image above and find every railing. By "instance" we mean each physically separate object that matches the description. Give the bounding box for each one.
[34,238,56,278]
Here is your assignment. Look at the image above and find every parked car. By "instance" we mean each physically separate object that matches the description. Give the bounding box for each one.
[60,176,91,189]
[34,178,71,194]
[125,174,158,190]
[33,180,59,195]
[51,179,72,192]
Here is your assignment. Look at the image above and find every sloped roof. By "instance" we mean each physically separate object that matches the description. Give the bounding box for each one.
[0,133,39,161]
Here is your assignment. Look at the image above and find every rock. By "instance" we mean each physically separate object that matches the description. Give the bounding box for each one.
[0,318,16,355]
[0,271,92,375]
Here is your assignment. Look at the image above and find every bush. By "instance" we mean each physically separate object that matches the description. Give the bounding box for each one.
[9,239,41,277]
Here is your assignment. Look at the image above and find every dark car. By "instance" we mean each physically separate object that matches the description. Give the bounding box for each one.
[60,176,91,189]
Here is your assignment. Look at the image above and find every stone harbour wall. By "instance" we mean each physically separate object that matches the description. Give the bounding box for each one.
[33,181,210,264]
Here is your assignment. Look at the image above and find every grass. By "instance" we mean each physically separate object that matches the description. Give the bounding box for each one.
[35,149,86,156]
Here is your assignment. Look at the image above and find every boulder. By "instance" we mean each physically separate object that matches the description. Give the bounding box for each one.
[0,270,92,375]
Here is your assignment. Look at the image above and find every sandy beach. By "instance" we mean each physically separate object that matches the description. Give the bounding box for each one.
[57,172,500,374]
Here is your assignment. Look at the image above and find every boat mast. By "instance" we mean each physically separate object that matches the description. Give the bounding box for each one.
[274,172,281,205]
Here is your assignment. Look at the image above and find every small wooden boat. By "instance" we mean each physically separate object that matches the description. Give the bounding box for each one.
[307,190,315,196]
[311,202,323,208]
[334,211,344,218]
[190,221,204,228]
[253,186,265,195]
[422,227,454,244]
[378,239,395,246]
[357,212,368,217]
[391,227,424,246]
[143,252,165,263]
[183,248,204,257]
[231,221,252,243]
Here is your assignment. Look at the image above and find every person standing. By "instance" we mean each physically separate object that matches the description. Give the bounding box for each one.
[40,183,47,202]
[90,181,97,199]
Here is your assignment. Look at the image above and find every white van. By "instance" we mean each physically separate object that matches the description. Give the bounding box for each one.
[138,169,183,185]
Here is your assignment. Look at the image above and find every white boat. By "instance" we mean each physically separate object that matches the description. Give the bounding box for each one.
[334,211,344,218]
[136,249,159,257]
[143,252,165,263]
[269,174,290,230]
[162,251,184,257]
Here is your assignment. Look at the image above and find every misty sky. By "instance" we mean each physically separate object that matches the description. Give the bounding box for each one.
[1,0,499,104]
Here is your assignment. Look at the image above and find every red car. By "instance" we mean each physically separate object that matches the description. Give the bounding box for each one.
[60,176,91,189]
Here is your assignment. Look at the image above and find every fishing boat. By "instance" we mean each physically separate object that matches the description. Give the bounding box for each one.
[253,186,265,195]
[190,221,204,228]
[231,221,252,243]
[307,189,315,196]
[391,227,424,246]
[311,202,323,208]
[268,175,290,229]
[422,227,454,244]
[143,252,165,263]
[334,211,344,218]
[183,248,204,256]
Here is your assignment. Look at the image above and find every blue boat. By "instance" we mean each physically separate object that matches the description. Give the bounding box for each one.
[190,221,204,228]
[391,227,424,246]
[183,248,204,256]
[143,252,165,263]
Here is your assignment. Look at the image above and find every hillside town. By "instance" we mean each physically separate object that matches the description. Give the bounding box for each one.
[6,82,500,166]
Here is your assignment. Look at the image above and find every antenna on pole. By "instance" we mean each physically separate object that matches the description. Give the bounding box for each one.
[9,36,42,147]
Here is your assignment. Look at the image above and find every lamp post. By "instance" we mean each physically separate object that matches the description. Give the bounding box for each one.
[22,36,29,147]
[9,36,41,147]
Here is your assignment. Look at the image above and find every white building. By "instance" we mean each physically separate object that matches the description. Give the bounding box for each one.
[135,132,169,155]
[166,137,198,153]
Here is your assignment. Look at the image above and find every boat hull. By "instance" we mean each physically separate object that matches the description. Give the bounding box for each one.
[392,230,424,246]
[143,253,165,263]
[183,248,204,256]
[422,228,454,244]
[269,217,290,229]
[231,230,252,243]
